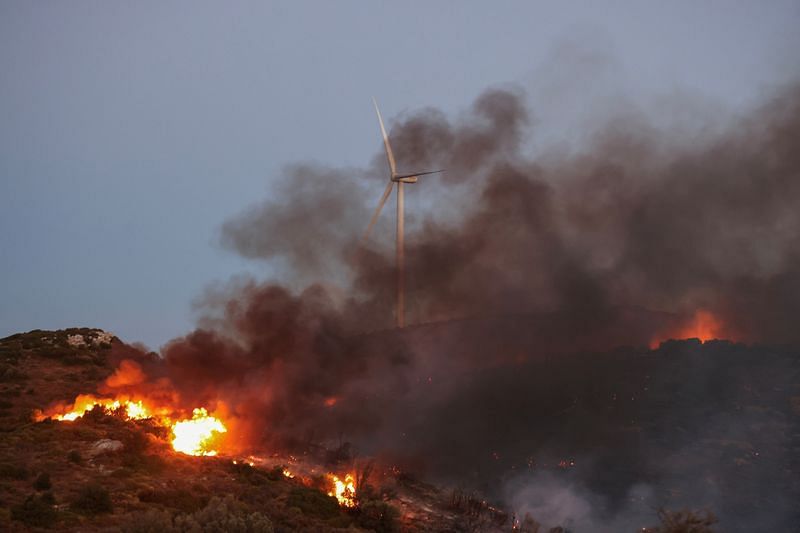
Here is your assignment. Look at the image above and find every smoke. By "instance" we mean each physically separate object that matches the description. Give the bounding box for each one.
[503,473,655,532]
[218,82,800,344]
[113,79,800,529]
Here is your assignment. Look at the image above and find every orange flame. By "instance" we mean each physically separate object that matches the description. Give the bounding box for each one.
[40,396,227,457]
[650,309,729,349]
[171,408,227,456]
[323,396,339,407]
[327,473,357,508]
[42,394,156,422]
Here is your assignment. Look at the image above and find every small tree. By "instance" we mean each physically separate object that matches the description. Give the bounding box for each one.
[71,483,113,514]
[174,495,274,532]
[33,472,52,491]
[67,449,83,464]
[11,494,57,528]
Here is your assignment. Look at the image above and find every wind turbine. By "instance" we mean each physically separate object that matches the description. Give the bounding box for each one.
[363,99,444,328]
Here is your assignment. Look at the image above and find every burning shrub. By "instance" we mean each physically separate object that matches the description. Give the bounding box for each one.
[11,493,57,528]
[70,482,113,515]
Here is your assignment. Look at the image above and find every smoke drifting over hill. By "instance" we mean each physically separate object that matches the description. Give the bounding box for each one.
[222,83,800,342]
[112,83,800,530]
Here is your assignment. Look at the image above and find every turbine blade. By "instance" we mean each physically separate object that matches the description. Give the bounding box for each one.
[373,98,397,176]
[362,179,395,242]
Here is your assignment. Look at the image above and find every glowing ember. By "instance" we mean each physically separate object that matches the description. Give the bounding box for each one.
[171,408,227,456]
[323,396,338,407]
[327,473,357,508]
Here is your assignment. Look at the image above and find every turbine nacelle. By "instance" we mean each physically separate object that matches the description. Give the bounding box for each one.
[363,100,446,246]
[391,169,445,183]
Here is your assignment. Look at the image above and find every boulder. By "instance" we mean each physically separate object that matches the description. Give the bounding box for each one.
[90,439,124,456]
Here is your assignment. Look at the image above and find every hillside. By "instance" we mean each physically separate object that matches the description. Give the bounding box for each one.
[0,329,487,532]
[1,328,798,532]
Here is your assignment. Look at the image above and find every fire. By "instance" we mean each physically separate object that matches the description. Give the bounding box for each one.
[650,309,730,349]
[46,395,154,422]
[323,396,339,407]
[171,408,227,456]
[327,473,357,508]
[40,396,227,457]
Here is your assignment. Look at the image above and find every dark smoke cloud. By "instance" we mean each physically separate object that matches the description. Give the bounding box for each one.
[134,82,800,530]
[218,83,800,343]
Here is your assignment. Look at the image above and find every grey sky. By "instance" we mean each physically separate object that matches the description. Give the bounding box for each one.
[1,1,798,349]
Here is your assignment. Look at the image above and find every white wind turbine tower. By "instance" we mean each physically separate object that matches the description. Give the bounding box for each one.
[362,99,444,328]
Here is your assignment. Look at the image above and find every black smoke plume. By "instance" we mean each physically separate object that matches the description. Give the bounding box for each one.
[127,82,800,531]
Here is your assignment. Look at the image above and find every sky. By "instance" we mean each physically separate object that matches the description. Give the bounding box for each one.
[1,1,798,350]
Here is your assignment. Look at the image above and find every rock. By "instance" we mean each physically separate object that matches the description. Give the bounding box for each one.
[66,334,86,347]
[90,439,124,456]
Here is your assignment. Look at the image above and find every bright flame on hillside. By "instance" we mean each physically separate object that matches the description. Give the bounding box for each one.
[47,395,154,422]
[39,396,227,457]
[171,408,227,456]
[650,309,731,349]
[327,473,357,508]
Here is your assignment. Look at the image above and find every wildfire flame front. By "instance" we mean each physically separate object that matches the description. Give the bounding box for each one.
[327,473,357,508]
[40,397,227,457]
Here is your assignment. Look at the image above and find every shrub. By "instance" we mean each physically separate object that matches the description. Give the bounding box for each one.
[356,500,400,532]
[138,487,205,513]
[646,508,717,533]
[0,365,26,382]
[71,483,113,514]
[122,496,274,533]
[11,493,57,528]
[67,449,83,464]
[33,472,52,491]
[120,429,152,469]
[229,461,271,486]
[175,495,273,532]
[0,463,29,480]
[121,509,175,533]
[285,486,340,520]
[265,465,285,481]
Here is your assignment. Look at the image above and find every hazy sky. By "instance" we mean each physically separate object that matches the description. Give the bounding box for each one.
[1,1,798,349]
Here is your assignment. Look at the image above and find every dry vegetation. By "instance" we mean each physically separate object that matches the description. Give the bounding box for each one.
[0,329,497,532]
[0,329,726,532]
